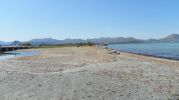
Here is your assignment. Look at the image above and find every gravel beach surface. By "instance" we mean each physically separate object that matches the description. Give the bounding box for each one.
[0,46,179,100]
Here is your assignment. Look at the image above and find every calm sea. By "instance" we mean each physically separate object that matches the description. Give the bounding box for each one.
[108,43,179,60]
[0,51,40,60]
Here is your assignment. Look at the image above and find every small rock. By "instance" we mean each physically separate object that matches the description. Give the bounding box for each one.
[38,84,42,87]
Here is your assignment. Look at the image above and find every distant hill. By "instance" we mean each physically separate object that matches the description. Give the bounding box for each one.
[0,34,179,46]
[144,34,179,43]
[86,37,143,44]
[30,38,60,45]
[159,34,179,42]
[10,41,22,46]
[28,34,179,45]
[29,37,143,45]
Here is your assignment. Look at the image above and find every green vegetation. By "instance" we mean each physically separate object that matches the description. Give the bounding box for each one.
[76,42,95,46]
[21,42,33,46]
[33,42,96,49]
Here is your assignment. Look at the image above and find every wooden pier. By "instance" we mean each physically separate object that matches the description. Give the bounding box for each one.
[0,46,31,53]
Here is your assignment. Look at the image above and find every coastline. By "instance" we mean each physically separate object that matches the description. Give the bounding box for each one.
[105,46,179,67]
[105,46,179,61]
[118,50,179,61]
[0,46,179,100]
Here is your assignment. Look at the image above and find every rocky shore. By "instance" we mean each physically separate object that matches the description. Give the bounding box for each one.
[0,46,179,100]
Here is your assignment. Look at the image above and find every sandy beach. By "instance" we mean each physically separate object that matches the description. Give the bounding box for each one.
[0,46,179,100]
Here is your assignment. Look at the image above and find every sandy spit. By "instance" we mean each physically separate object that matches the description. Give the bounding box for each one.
[0,46,179,100]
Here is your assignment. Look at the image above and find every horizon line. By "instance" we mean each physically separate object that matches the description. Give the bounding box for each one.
[0,33,178,42]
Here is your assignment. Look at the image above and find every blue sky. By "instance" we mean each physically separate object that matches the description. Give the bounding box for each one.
[0,0,179,41]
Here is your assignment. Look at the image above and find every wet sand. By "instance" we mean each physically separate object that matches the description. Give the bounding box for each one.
[0,46,179,100]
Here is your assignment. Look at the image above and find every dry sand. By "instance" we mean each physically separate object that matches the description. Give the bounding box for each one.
[0,46,179,100]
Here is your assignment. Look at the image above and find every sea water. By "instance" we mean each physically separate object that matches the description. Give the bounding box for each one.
[108,43,179,60]
[0,51,40,60]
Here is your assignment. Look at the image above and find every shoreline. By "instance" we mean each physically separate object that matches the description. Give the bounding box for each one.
[104,46,179,68]
[105,46,179,61]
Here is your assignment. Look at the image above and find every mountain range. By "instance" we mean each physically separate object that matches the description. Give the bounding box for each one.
[0,34,179,46]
